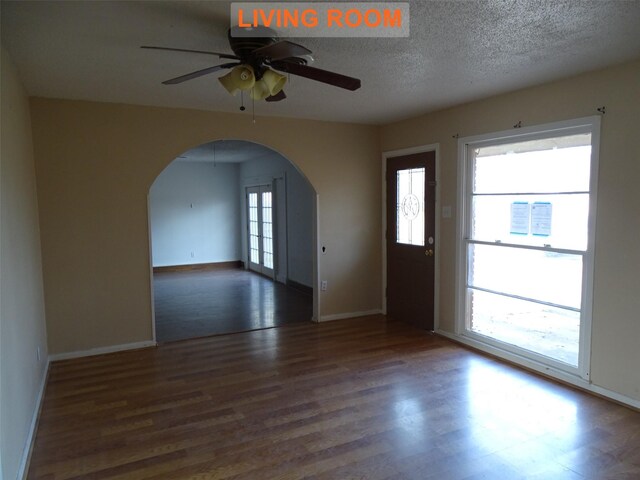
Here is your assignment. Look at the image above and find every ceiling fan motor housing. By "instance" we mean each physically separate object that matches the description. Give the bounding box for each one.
[228,26,279,60]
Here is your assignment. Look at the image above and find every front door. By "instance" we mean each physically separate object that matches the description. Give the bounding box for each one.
[386,151,436,330]
[247,185,275,278]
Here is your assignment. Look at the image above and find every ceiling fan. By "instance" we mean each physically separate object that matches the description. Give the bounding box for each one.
[142,26,361,102]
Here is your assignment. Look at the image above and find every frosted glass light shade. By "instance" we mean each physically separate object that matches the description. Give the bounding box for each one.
[218,65,255,95]
[261,69,286,95]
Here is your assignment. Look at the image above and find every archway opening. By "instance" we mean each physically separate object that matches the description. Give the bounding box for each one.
[148,139,318,343]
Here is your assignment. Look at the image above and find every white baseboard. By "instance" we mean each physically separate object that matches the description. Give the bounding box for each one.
[319,310,383,322]
[436,329,640,410]
[49,340,157,362]
[18,359,50,480]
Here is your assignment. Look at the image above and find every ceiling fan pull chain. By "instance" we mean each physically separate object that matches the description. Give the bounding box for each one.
[252,93,256,124]
[240,90,246,111]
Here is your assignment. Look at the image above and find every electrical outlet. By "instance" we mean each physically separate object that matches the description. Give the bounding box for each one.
[321,280,328,291]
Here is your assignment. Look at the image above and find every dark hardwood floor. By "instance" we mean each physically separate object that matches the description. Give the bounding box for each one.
[153,267,313,343]
[28,316,640,479]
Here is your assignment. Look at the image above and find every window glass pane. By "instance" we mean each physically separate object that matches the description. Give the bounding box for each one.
[264,252,273,269]
[250,249,259,263]
[469,289,579,366]
[249,220,258,236]
[396,167,425,246]
[472,194,589,250]
[249,206,258,223]
[474,135,591,194]
[262,206,272,224]
[262,191,272,207]
[468,244,583,309]
[249,193,258,208]
[263,236,272,255]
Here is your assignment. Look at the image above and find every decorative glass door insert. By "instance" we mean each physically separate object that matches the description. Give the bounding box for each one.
[396,167,425,246]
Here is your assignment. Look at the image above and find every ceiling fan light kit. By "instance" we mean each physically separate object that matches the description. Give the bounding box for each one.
[142,25,361,104]
[219,65,287,100]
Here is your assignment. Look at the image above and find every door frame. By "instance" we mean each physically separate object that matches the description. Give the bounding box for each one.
[382,144,441,329]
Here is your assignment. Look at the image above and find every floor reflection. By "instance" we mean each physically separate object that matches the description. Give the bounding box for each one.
[465,357,581,474]
[154,267,312,342]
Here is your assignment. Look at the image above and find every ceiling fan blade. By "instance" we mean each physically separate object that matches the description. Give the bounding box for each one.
[162,62,239,85]
[271,61,361,91]
[141,46,239,60]
[265,90,286,102]
[252,41,312,61]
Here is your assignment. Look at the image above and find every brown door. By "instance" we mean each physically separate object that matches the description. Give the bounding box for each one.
[386,151,436,330]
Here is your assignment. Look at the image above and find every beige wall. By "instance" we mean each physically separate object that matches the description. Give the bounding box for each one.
[381,60,640,401]
[0,46,49,479]
[29,99,381,354]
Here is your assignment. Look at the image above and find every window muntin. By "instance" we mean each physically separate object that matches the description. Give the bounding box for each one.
[468,289,580,366]
[471,194,590,250]
[468,244,583,310]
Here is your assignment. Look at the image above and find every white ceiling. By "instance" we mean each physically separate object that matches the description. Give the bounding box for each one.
[2,1,640,125]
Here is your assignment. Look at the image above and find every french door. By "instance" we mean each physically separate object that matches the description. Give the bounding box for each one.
[246,185,275,278]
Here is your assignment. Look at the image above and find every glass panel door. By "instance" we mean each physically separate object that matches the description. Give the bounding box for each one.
[261,190,274,270]
[248,191,260,265]
[246,185,275,278]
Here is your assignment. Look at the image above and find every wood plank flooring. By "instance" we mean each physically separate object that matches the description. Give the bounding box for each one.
[154,267,312,343]
[28,316,640,479]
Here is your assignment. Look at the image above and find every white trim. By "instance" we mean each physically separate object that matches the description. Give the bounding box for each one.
[48,340,156,362]
[319,310,383,322]
[579,115,601,381]
[147,194,157,344]
[436,329,640,410]
[17,360,50,480]
[313,193,320,322]
[381,144,441,329]
[455,115,601,380]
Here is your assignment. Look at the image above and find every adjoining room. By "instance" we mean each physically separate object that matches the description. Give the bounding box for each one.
[149,140,315,342]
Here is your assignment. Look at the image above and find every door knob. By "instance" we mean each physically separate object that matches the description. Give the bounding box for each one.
[425,249,434,256]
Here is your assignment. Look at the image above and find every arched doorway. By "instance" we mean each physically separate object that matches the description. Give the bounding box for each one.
[148,139,318,342]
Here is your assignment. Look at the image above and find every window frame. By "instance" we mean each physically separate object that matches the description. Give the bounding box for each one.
[455,116,601,382]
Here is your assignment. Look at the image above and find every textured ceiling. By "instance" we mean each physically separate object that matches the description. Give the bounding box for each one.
[2,1,640,125]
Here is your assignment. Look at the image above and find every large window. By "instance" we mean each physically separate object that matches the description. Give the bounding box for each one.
[457,117,600,379]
